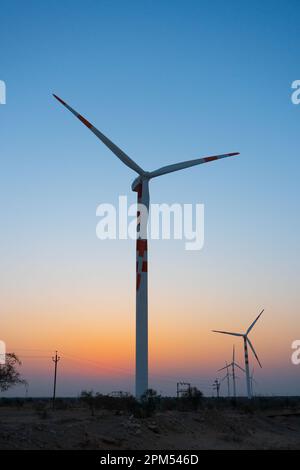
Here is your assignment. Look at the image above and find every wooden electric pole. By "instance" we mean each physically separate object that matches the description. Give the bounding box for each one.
[212,379,221,398]
[52,351,60,408]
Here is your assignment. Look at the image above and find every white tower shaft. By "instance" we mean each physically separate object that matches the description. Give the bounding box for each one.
[244,337,251,399]
[134,180,149,398]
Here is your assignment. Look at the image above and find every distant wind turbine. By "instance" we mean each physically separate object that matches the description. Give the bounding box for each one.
[53,93,239,398]
[213,310,264,399]
[250,367,258,397]
[218,345,245,398]
[220,361,231,397]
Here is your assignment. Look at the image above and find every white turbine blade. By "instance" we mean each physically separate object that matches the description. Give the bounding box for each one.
[53,94,145,175]
[212,330,243,337]
[246,309,264,335]
[247,338,262,368]
[234,362,245,373]
[149,152,239,178]
[233,345,235,363]
[218,364,229,372]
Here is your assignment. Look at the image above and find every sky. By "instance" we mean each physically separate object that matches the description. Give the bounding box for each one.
[1,0,300,397]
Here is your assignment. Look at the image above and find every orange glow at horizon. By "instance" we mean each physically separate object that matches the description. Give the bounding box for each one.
[4,292,298,393]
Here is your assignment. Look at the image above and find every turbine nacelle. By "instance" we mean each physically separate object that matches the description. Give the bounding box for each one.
[212,309,264,370]
[131,173,151,192]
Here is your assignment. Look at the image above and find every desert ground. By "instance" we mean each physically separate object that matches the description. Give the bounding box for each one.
[0,399,300,450]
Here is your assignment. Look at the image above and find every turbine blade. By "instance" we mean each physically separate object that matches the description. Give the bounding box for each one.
[53,94,144,175]
[217,365,229,372]
[212,330,243,337]
[247,337,262,368]
[246,309,264,335]
[149,152,239,178]
[233,345,235,363]
[234,362,246,373]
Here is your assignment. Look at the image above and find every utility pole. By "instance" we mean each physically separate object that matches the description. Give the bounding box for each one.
[52,351,60,409]
[24,383,29,399]
[212,379,221,398]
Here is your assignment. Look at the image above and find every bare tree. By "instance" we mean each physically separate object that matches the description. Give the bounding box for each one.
[0,353,26,392]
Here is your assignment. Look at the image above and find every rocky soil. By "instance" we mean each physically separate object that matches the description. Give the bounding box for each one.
[0,406,300,450]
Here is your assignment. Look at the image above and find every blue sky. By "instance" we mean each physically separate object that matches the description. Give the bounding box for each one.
[1,0,300,396]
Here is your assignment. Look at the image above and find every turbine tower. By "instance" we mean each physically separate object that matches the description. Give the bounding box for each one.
[213,309,264,399]
[53,94,239,398]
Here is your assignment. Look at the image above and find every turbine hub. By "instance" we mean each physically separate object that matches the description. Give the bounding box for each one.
[131,173,150,192]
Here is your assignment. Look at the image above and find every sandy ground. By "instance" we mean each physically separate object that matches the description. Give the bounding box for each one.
[0,406,300,450]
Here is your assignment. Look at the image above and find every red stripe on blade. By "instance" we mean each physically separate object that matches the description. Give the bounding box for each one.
[78,114,93,129]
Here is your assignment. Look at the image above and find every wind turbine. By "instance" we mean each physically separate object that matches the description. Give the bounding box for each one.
[250,367,258,397]
[218,345,245,398]
[53,93,239,398]
[213,309,264,399]
[218,361,231,397]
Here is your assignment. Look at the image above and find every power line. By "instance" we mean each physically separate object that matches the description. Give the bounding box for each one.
[9,348,54,353]
[14,356,51,359]
[10,350,215,393]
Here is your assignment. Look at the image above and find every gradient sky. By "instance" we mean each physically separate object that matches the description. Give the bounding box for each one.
[1,0,300,397]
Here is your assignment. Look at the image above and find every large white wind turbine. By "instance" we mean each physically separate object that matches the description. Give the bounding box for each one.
[213,310,264,399]
[53,94,239,398]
